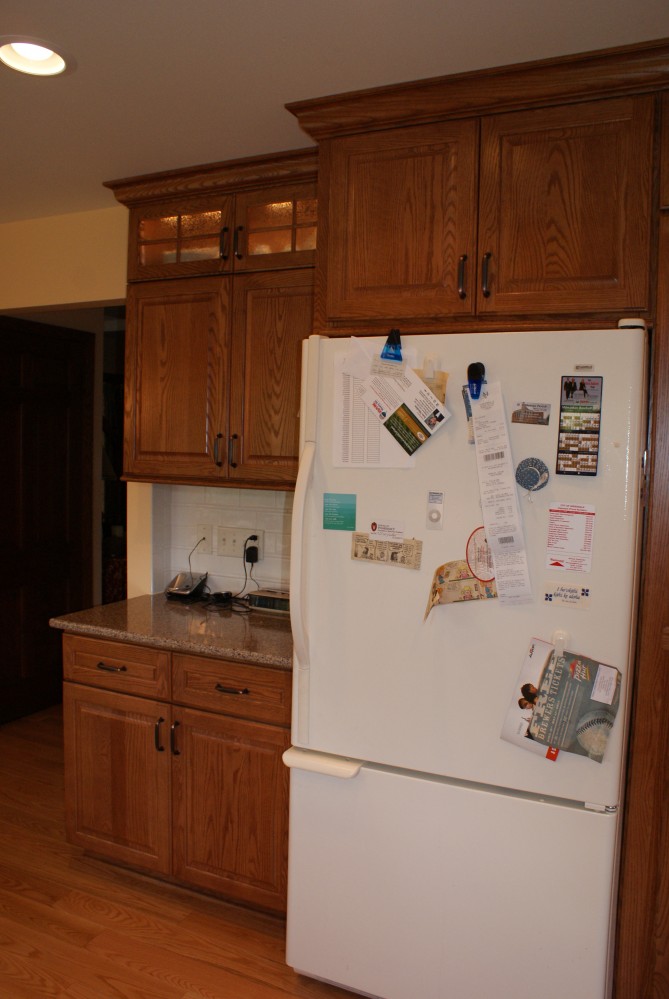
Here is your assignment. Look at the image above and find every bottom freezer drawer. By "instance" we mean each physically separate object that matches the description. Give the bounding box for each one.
[286,763,618,999]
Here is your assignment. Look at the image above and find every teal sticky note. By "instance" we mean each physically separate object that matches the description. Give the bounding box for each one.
[323,493,357,531]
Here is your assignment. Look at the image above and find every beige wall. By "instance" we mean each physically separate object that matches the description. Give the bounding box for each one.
[0,206,127,311]
[0,205,155,598]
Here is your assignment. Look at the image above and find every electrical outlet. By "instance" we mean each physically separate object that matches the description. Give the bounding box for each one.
[216,527,264,560]
[196,524,213,555]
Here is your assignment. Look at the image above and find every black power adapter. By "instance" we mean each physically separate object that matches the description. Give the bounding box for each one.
[245,545,259,564]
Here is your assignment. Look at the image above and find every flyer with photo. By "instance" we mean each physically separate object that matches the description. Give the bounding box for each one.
[501,639,621,763]
[358,365,451,456]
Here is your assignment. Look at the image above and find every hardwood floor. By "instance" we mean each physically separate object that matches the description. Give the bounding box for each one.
[0,707,357,999]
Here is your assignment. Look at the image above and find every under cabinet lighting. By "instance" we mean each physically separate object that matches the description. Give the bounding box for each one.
[0,35,69,76]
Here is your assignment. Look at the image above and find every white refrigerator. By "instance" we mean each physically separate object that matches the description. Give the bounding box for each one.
[284,325,647,999]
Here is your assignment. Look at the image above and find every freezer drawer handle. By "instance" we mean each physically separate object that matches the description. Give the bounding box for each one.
[215,683,250,696]
[283,746,363,779]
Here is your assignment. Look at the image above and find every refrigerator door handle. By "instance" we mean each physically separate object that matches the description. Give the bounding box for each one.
[290,439,315,674]
[283,746,363,779]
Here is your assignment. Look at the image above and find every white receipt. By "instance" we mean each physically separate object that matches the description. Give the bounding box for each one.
[470,381,532,604]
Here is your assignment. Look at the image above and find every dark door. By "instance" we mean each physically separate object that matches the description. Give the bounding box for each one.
[0,317,94,722]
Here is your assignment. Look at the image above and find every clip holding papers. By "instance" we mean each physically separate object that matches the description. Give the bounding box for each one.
[381,328,403,363]
[467,361,486,400]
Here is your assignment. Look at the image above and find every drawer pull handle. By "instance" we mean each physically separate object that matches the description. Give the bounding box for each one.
[170,720,181,756]
[228,433,239,469]
[214,432,224,467]
[219,226,229,261]
[234,225,244,260]
[215,683,250,696]
[481,251,492,298]
[457,253,467,299]
[96,661,127,673]
[154,717,165,752]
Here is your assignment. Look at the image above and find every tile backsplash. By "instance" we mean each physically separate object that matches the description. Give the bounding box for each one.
[155,484,292,596]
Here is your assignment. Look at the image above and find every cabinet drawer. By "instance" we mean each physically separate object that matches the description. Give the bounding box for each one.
[172,654,291,726]
[62,634,170,700]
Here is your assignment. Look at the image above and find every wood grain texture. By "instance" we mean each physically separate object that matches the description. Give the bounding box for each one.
[124,277,230,481]
[614,216,669,998]
[0,706,357,999]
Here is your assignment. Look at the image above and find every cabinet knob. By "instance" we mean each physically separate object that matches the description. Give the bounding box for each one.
[170,720,181,756]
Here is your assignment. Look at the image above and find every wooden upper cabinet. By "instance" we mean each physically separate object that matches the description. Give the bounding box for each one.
[319,95,653,325]
[124,277,230,481]
[477,96,654,314]
[324,120,479,320]
[234,183,317,273]
[128,194,234,280]
[124,269,313,486]
[108,149,318,488]
[127,181,317,281]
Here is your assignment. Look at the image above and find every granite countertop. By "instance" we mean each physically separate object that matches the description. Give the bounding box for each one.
[50,594,293,669]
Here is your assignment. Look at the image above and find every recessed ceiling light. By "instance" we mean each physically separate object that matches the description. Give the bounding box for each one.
[0,35,70,76]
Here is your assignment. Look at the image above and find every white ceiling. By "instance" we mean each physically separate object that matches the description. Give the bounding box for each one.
[2,0,669,226]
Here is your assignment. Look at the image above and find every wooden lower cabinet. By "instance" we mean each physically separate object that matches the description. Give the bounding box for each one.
[171,707,290,911]
[63,683,172,875]
[62,635,291,914]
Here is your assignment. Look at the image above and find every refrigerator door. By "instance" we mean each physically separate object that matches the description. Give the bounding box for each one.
[286,760,618,999]
[291,329,646,808]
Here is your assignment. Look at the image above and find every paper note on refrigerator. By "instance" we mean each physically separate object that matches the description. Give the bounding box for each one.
[357,364,450,456]
[469,381,532,604]
[333,350,414,468]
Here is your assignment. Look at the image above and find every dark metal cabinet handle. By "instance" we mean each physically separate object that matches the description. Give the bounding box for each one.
[481,252,492,298]
[215,683,250,696]
[219,226,229,260]
[96,661,127,673]
[233,225,244,260]
[457,254,468,300]
[228,433,239,469]
[170,720,181,756]
[213,432,224,467]
[154,717,165,752]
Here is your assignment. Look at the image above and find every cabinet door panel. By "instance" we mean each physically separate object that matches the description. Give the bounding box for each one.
[128,194,234,281]
[478,96,653,314]
[124,277,230,480]
[228,269,314,484]
[325,120,479,320]
[63,683,171,874]
[172,707,290,913]
[233,181,317,271]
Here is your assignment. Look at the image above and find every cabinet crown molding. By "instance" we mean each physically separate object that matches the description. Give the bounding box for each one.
[286,37,669,139]
[104,146,318,207]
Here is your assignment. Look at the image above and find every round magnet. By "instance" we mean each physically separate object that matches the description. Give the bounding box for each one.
[515,457,550,493]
